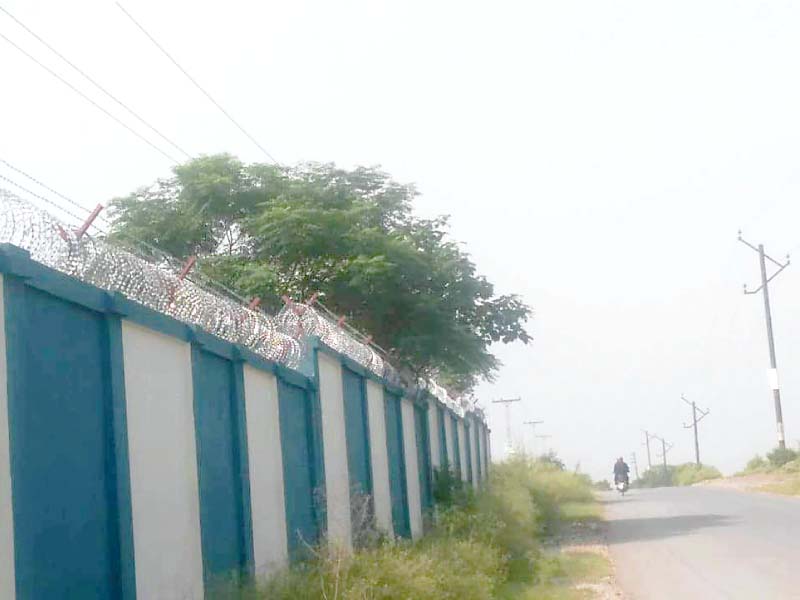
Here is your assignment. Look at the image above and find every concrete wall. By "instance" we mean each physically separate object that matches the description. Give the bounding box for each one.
[122,322,204,600]
[456,420,468,482]
[469,420,480,489]
[0,277,15,600]
[481,426,490,477]
[401,398,424,539]
[365,380,393,536]
[0,246,490,598]
[317,352,352,549]
[427,406,441,469]
[243,365,288,575]
[443,413,455,471]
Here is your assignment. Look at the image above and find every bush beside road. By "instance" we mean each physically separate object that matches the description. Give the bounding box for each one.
[634,463,722,488]
[211,456,618,599]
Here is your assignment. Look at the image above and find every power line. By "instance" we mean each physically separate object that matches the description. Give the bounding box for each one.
[0,31,180,164]
[0,4,192,160]
[0,158,111,226]
[0,173,94,226]
[116,2,280,165]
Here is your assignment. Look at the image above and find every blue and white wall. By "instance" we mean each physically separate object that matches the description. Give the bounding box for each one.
[0,244,490,599]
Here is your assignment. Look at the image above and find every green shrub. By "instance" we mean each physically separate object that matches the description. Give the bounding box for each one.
[672,463,722,486]
[742,454,768,473]
[245,454,596,600]
[767,447,799,468]
[593,479,612,491]
[635,466,675,488]
[537,451,566,471]
[258,538,504,600]
[432,466,469,508]
[636,464,721,487]
[780,458,800,473]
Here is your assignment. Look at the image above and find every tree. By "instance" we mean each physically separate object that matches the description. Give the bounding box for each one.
[109,155,532,392]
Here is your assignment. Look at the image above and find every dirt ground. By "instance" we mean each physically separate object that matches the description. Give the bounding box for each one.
[696,472,792,493]
[557,517,626,599]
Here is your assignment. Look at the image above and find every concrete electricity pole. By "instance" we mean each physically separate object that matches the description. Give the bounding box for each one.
[536,434,553,455]
[682,394,710,466]
[652,434,673,479]
[643,430,653,469]
[739,232,791,449]
[630,452,640,480]
[492,397,521,453]
[523,420,544,456]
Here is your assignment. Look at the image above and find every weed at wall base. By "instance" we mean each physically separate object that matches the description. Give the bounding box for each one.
[214,455,595,599]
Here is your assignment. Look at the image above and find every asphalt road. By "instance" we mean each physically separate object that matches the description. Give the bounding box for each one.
[605,486,800,599]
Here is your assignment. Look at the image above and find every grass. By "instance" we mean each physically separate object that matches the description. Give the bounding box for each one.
[559,501,603,524]
[672,463,722,486]
[497,551,612,600]
[208,455,612,599]
[738,449,800,476]
[758,477,800,496]
[560,551,612,582]
[635,463,722,488]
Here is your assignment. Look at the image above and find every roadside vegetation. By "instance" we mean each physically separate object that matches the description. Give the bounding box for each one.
[635,463,721,488]
[738,447,800,475]
[109,156,531,394]
[734,447,800,496]
[212,456,611,599]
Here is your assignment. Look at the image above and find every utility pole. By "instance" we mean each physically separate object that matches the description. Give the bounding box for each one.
[630,452,640,480]
[739,232,790,449]
[681,394,710,466]
[536,435,553,454]
[651,434,673,480]
[523,420,543,456]
[492,397,521,453]
[643,430,653,469]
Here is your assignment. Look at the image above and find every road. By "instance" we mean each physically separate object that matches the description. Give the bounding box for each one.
[605,486,800,599]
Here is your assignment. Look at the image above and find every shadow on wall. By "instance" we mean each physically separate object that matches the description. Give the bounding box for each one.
[606,514,737,545]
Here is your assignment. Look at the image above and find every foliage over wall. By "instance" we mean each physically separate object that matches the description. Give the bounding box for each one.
[110,155,531,392]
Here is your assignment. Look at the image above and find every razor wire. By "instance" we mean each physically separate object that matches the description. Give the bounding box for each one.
[275,301,397,380]
[0,188,302,367]
[0,187,477,415]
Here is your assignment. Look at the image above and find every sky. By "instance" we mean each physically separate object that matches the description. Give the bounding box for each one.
[3,0,800,480]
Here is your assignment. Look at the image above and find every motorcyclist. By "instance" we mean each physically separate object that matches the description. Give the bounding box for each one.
[613,457,630,485]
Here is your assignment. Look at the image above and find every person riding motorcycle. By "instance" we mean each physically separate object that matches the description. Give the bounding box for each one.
[613,457,630,486]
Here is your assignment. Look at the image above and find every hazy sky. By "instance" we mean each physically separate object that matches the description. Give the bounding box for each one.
[3,1,800,479]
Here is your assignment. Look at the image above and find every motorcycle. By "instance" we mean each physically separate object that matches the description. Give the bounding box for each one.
[615,478,629,495]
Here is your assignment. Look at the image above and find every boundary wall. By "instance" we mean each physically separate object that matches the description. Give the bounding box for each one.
[0,244,490,599]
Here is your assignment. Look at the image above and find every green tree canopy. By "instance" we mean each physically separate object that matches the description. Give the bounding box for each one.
[110,154,531,392]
